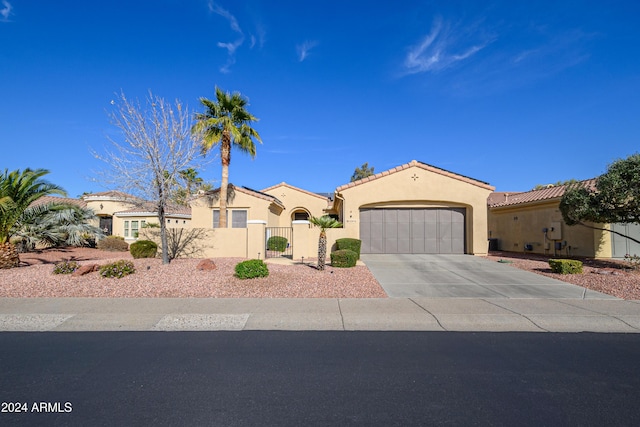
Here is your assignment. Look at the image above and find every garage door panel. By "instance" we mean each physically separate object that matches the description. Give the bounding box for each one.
[369,238,384,254]
[360,208,465,254]
[384,209,398,223]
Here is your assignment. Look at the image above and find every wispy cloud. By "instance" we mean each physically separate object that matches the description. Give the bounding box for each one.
[208,1,241,34]
[0,0,12,22]
[208,1,244,73]
[296,40,319,62]
[403,17,493,75]
[250,24,266,49]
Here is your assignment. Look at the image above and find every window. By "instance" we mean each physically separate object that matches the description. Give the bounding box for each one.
[294,211,309,221]
[125,220,141,238]
[213,210,228,228]
[231,210,247,228]
[213,210,247,228]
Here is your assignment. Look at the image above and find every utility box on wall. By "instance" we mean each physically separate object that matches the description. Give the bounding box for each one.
[548,221,562,240]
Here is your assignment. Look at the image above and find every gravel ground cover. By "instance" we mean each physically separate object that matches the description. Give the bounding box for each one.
[485,251,640,300]
[2,248,638,299]
[0,248,386,298]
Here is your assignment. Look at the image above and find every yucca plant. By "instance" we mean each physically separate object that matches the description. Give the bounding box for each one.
[309,215,342,271]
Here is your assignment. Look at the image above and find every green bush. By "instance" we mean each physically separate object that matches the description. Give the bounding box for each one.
[130,240,158,259]
[97,236,129,252]
[99,259,136,279]
[53,260,79,274]
[335,238,362,259]
[330,249,358,268]
[548,259,583,274]
[235,259,269,279]
[267,236,288,252]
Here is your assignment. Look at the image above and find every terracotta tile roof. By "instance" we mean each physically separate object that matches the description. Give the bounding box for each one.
[192,184,285,209]
[486,192,520,206]
[115,201,191,217]
[335,160,494,192]
[261,182,331,201]
[83,190,139,201]
[488,179,597,208]
[29,196,87,208]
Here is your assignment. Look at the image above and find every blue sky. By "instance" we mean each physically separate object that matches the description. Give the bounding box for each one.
[1,1,639,198]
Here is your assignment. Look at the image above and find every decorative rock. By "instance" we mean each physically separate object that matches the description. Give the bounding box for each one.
[196,259,217,271]
[72,264,100,277]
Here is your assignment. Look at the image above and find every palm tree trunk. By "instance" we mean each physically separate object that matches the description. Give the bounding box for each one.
[0,242,20,269]
[317,231,327,271]
[219,131,231,228]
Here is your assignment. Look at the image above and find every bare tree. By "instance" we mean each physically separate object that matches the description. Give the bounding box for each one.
[93,91,211,264]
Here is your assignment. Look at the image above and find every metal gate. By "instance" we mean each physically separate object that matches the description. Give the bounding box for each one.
[265,227,293,258]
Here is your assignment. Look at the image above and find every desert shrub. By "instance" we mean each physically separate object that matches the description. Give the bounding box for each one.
[235,259,269,279]
[548,259,583,274]
[335,238,361,259]
[624,254,640,270]
[97,236,129,252]
[330,249,358,268]
[99,259,136,279]
[267,236,288,252]
[130,240,158,259]
[53,260,79,274]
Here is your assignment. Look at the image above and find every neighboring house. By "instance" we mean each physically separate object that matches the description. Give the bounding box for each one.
[113,203,191,242]
[83,191,140,235]
[83,191,191,242]
[487,180,640,258]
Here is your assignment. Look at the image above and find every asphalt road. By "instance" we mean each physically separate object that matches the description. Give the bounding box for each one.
[1,331,640,426]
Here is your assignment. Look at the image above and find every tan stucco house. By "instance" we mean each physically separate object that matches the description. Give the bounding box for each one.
[184,160,494,258]
[330,160,494,255]
[487,180,640,258]
[77,160,495,259]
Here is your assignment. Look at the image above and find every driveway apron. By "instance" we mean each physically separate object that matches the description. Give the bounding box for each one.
[361,254,616,299]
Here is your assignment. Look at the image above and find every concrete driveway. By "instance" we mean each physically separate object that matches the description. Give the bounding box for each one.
[361,254,616,299]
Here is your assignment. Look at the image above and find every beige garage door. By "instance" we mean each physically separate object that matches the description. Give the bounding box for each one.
[359,208,465,254]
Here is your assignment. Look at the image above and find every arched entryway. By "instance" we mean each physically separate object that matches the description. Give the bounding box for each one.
[291,208,310,222]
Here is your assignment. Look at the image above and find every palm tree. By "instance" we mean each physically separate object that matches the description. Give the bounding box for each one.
[191,87,261,228]
[179,168,203,195]
[0,168,66,268]
[309,215,342,271]
[15,203,104,251]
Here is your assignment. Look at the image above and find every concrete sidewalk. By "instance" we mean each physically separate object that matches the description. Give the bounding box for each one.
[1,297,639,333]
